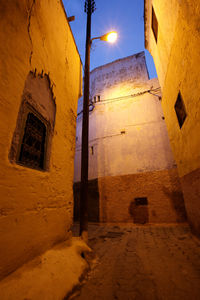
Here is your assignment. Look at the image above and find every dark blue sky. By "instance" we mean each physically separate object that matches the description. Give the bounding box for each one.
[63,0,157,78]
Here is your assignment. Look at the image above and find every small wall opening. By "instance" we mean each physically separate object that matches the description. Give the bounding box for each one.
[135,197,148,206]
[174,92,187,129]
[90,146,94,155]
[129,197,149,224]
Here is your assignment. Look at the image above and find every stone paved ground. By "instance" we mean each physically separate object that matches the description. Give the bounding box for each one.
[70,223,200,300]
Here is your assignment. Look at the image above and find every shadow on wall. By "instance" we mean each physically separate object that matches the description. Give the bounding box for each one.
[162,186,187,222]
[73,179,100,222]
[128,188,187,224]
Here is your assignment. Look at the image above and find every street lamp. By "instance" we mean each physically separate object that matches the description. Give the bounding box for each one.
[80,0,117,241]
[92,31,118,43]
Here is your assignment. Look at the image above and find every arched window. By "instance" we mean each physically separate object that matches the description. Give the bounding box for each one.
[9,71,56,171]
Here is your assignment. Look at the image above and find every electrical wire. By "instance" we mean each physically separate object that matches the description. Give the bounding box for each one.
[77,87,161,116]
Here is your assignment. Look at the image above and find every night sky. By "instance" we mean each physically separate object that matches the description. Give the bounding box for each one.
[63,0,157,78]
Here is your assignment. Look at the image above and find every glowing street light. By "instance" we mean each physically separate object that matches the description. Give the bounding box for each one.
[91,31,118,43]
[100,31,118,43]
[80,0,117,241]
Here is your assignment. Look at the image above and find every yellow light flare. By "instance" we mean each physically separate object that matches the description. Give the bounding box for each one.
[106,31,118,43]
[100,31,118,43]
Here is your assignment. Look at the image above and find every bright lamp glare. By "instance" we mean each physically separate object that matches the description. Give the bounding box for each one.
[106,31,117,43]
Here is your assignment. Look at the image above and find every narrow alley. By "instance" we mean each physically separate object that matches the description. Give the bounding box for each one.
[70,223,200,300]
[1,0,200,299]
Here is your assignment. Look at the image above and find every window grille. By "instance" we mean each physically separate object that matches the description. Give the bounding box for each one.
[18,112,46,170]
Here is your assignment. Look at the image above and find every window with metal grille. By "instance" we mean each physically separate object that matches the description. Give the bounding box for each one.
[174,92,187,128]
[152,6,158,42]
[18,112,46,170]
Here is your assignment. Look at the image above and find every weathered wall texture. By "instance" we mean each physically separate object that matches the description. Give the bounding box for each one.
[90,52,149,100]
[74,52,185,223]
[99,169,186,223]
[0,0,82,279]
[144,0,200,235]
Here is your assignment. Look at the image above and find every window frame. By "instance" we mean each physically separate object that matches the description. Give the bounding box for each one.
[16,104,49,171]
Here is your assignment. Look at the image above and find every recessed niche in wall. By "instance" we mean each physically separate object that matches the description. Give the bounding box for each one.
[93,95,101,103]
[174,92,187,129]
[129,197,149,224]
[152,6,158,42]
[134,197,148,206]
[90,146,94,155]
[9,71,56,171]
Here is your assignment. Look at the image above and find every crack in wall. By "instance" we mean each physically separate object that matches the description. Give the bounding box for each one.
[27,0,36,65]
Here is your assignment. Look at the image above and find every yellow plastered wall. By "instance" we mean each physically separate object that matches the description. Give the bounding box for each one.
[145,0,180,89]
[145,0,200,177]
[145,0,200,234]
[0,0,82,279]
[161,2,200,177]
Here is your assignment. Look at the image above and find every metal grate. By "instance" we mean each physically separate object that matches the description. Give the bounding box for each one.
[18,112,46,169]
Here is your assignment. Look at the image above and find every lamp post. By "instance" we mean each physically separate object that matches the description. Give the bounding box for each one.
[80,0,117,241]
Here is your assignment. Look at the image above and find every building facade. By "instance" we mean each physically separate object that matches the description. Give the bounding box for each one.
[0,0,82,280]
[74,52,186,224]
[144,0,200,235]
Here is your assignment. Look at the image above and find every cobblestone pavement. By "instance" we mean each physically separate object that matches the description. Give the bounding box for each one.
[70,223,200,300]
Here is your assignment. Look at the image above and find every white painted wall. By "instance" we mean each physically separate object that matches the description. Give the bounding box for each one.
[74,52,176,182]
